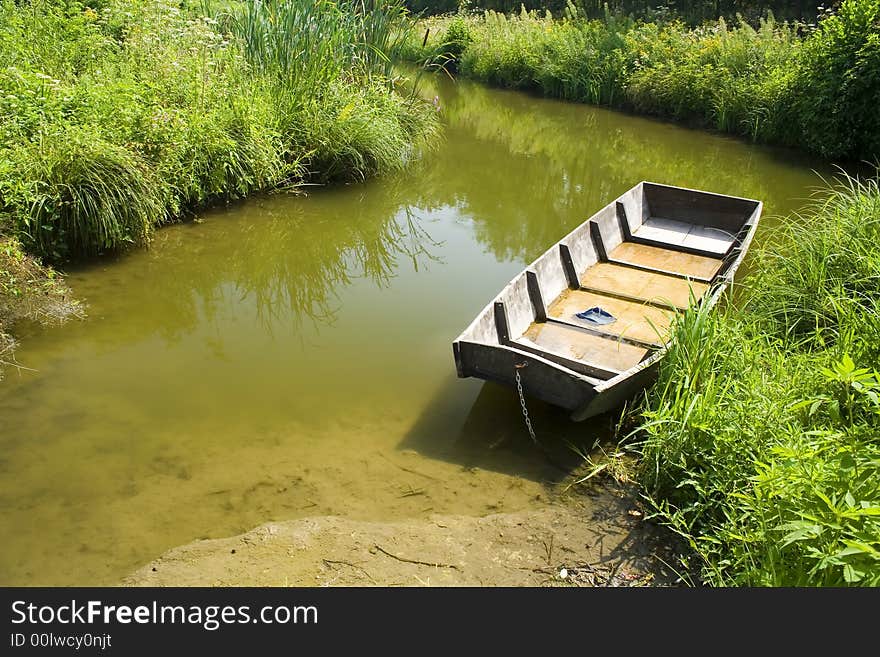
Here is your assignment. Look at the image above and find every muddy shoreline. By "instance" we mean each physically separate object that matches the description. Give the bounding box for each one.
[124,482,682,587]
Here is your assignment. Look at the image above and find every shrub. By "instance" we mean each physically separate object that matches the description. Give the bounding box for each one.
[786,0,880,159]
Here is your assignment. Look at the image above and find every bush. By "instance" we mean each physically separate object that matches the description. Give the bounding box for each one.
[442,15,473,69]
[786,0,880,159]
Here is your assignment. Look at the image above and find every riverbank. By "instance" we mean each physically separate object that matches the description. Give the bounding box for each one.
[402,0,879,162]
[630,175,880,586]
[0,0,439,369]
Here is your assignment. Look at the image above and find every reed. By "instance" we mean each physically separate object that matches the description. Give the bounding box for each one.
[230,0,414,89]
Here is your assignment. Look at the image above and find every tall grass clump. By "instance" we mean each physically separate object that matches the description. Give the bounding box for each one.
[403,0,880,161]
[227,0,438,181]
[0,0,438,365]
[751,175,880,352]
[5,129,162,259]
[0,0,437,261]
[634,174,880,586]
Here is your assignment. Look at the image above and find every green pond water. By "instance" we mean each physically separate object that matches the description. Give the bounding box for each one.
[0,74,834,585]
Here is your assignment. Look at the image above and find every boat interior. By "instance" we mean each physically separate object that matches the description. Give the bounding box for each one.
[459,182,760,382]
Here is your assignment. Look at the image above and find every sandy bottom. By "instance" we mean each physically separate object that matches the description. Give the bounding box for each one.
[124,482,680,587]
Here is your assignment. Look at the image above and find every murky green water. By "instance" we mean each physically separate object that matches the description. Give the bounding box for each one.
[0,74,833,585]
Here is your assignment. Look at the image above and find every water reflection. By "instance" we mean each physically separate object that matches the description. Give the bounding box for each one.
[67,186,446,345]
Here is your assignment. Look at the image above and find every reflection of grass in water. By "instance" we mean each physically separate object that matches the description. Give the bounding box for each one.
[230,186,446,333]
[437,74,819,196]
[55,166,451,356]
[93,178,448,345]
[410,72,833,268]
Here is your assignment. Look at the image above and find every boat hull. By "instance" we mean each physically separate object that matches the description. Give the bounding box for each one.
[452,181,762,422]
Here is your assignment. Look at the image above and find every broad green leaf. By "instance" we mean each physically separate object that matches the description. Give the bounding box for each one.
[843,563,864,583]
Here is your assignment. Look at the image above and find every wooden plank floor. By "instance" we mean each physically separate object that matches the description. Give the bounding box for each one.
[513,237,716,377]
[581,262,708,310]
[518,322,647,375]
[609,242,723,280]
[547,288,674,346]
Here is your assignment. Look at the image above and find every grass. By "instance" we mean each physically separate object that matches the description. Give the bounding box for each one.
[0,0,440,369]
[0,0,439,260]
[0,237,83,379]
[402,0,880,161]
[627,173,880,586]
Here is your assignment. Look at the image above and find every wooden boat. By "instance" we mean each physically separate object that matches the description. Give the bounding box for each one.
[452,181,762,421]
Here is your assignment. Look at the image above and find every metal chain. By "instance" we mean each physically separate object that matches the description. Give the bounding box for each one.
[514,363,537,444]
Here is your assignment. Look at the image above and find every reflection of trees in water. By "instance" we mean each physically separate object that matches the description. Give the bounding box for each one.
[415,72,829,263]
[234,197,444,333]
[68,178,445,347]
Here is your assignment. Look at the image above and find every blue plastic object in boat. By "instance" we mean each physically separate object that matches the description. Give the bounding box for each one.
[575,306,616,325]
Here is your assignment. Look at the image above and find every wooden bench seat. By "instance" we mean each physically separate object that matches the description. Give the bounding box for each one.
[633,217,736,255]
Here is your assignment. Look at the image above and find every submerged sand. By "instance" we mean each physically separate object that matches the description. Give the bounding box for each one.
[124,483,681,587]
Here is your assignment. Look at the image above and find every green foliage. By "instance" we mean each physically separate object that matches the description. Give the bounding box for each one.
[442,15,473,66]
[0,0,438,261]
[634,174,880,586]
[402,0,880,161]
[785,0,880,159]
[625,16,802,136]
